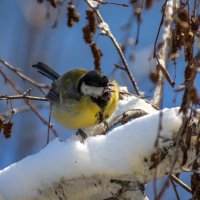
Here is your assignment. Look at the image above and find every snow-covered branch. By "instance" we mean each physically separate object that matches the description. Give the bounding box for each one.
[0,95,199,200]
[152,0,175,107]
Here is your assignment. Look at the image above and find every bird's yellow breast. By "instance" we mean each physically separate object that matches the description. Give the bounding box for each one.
[52,81,119,129]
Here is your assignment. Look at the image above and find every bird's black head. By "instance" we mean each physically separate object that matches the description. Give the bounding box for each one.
[80,70,108,87]
[78,70,109,97]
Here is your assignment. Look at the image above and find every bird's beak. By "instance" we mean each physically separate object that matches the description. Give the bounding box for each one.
[104,83,116,93]
[108,83,115,87]
[108,88,116,92]
[104,88,116,93]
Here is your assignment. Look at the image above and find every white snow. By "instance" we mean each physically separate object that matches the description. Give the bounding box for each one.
[84,94,158,136]
[0,96,182,200]
[110,95,157,120]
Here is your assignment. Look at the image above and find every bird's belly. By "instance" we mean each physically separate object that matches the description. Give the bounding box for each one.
[51,97,101,129]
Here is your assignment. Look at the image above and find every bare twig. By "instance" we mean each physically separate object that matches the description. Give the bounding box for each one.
[99,22,141,96]
[2,104,49,119]
[151,3,167,109]
[106,109,147,131]
[91,109,148,136]
[170,175,181,200]
[0,95,48,101]
[152,1,180,198]
[86,0,141,96]
[0,69,58,137]
[151,0,173,107]
[153,1,168,59]
[0,57,50,95]
[114,64,126,71]
[170,174,192,193]
[47,104,52,144]
[94,0,128,7]
[135,0,144,45]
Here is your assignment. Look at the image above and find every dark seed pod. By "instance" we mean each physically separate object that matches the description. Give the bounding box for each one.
[184,62,196,83]
[90,42,102,70]
[67,1,80,27]
[3,121,14,139]
[0,117,5,133]
[145,0,153,9]
[73,12,80,23]
[86,9,97,33]
[174,8,189,29]
[83,25,93,44]
[184,31,194,62]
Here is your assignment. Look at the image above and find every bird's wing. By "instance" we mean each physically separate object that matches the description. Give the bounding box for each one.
[47,68,89,104]
[46,81,60,104]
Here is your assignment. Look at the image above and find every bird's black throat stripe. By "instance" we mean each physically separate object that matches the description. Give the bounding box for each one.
[91,92,111,109]
[92,92,111,124]
[97,112,103,124]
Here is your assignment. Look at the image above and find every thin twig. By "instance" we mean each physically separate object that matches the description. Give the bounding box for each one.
[94,0,128,7]
[2,104,49,118]
[0,69,58,137]
[170,175,181,200]
[170,174,192,193]
[0,57,50,95]
[101,23,141,95]
[135,0,144,45]
[114,64,126,71]
[87,109,148,136]
[0,95,48,101]
[151,0,173,108]
[152,2,177,198]
[151,2,167,109]
[86,0,141,96]
[47,103,52,144]
[103,109,147,134]
[153,1,168,58]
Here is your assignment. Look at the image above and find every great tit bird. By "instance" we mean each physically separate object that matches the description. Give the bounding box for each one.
[32,63,119,129]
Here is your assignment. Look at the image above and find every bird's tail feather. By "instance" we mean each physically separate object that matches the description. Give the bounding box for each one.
[32,62,60,81]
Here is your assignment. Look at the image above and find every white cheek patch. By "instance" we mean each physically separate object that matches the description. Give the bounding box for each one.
[81,82,104,97]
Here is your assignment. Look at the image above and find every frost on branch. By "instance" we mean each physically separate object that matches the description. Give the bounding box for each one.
[0,95,199,200]
[86,0,101,8]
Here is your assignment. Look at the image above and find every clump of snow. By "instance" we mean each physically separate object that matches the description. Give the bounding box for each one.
[110,94,157,121]
[84,94,157,136]
[0,106,182,200]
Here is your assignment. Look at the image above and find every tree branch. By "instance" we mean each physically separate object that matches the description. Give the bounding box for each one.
[0,106,199,200]
[0,57,50,95]
[0,69,58,137]
[170,174,192,193]
[0,94,48,101]
[151,0,175,107]
[86,0,141,96]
